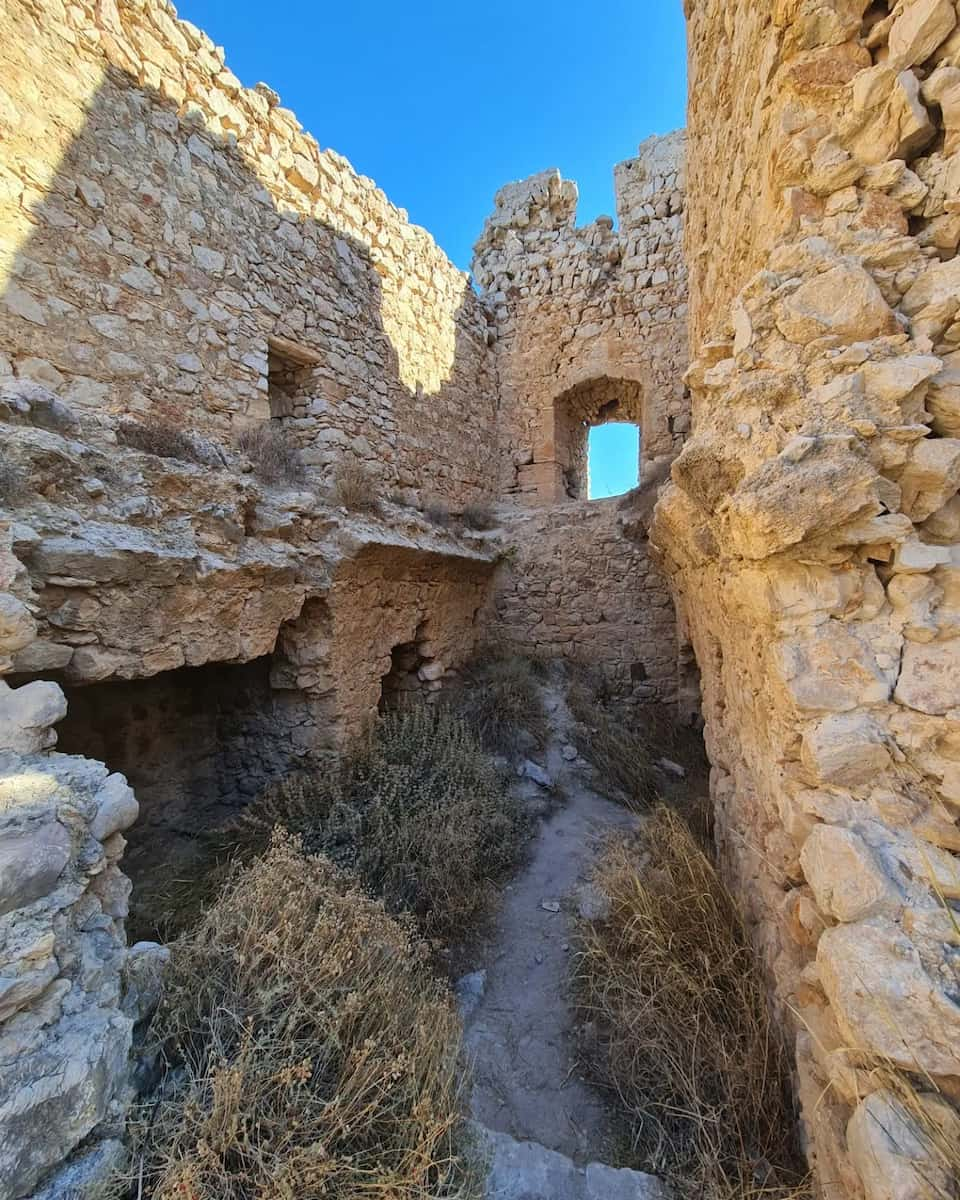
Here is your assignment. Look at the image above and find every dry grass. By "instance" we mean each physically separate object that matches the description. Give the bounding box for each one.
[123,832,476,1200]
[424,498,451,527]
[118,417,214,466]
[447,651,548,753]
[462,500,496,530]
[235,424,306,485]
[242,704,527,941]
[567,678,659,811]
[332,458,380,512]
[576,806,809,1200]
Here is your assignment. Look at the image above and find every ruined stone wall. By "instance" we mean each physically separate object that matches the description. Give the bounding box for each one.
[0,523,156,1200]
[0,0,498,504]
[656,2,960,1196]
[473,133,688,503]
[484,500,677,706]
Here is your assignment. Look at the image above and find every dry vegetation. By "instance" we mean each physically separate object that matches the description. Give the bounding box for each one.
[235,423,306,485]
[576,806,809,1200]
[462,499,496,530]
[117,416,216,466]
[243,704,527,941]
[448,651,548,753]
[123,833,475,1200]
[424,498,451,527]
[567,675,659,811]
[332,457,380,512]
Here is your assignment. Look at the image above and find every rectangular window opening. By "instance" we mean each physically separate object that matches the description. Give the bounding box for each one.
[267,335,321,420]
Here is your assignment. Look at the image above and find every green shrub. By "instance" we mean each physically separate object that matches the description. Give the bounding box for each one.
[244,705,527,940]
[575,807,809,1200]
[124,832,474,1200]
[447,652,548,753]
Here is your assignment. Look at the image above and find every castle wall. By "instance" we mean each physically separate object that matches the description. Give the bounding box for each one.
[473,133,688,503]
[0,0,498,505]
[657,2,960,1196]
[484,500,677,706]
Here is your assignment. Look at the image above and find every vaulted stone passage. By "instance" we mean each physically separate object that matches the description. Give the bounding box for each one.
[54,656,318,938]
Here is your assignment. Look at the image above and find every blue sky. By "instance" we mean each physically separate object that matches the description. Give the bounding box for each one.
[175,0,687,496]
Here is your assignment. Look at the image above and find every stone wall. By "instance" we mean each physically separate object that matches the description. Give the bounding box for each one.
[473,133,688,503]
[656,2,960,1196]
[484,500,677,706]
[0,0,498,505]
[0,522,158,1200]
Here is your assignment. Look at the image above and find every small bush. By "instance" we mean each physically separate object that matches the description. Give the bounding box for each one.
[124,832,474,1200]
[236,423,306,485]
[576,807,809,1200]
[332,458,380,512]
[449,652,548,753]
[243,705,527,940]
[424,498,451,527]
[118,417,212,466]
[462,500,496,530]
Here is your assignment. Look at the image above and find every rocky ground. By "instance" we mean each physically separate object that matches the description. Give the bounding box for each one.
[458,678,667,1200]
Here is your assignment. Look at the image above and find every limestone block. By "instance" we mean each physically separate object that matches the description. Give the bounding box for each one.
[0,1012,133,1200]
[776,263,898,344]
[902,255,960,341]
[922,494,960,541]
[0,680,67,754]
[888,0,957,70]
[819,919,960,1074]
[848,1090,960,1200]
[895,637,960,713]
[778,623,894,714]
[844,69,936,165]
[802,713,892,787]
[896,438,960,521]
[922,66,960,154]
[724,442,887,559]
[800,825,900,921]
[0,822,71,917]
[926,364,960,437]
[121,941,170,1024]
[0,594,35,673]
[89,773,138,842]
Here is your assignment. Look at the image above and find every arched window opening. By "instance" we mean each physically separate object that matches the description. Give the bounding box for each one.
[552,377,643,501]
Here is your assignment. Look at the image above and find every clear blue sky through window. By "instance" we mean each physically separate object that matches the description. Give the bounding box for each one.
[588,424,640,499]
[174,0,688,490]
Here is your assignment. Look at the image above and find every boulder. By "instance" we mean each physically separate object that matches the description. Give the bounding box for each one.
[777,263,898,344]
[800,826,900,921]
[848,1089,960,1200]
[802,713,892,788]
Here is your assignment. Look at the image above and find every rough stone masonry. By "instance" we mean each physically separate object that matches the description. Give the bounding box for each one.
[1,0,959,1198]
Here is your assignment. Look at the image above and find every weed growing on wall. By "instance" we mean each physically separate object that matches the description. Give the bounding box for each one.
[235,423,307,485]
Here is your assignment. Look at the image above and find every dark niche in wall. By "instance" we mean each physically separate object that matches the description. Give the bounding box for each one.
[55,656,315,940]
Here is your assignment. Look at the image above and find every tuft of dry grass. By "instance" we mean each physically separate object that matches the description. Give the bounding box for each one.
[242,705,527,941]
[462,500,496,531]
[122,831,475,1200]
[447,651,548,753]
[567,678,659,812]
[576,806,810,1200]
[235,423,306,485]
[424,498,451,527]
[332,458,380,512]
[118,416,215,466]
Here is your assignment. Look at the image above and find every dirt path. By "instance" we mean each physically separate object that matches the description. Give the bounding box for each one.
[461,680,640,1164]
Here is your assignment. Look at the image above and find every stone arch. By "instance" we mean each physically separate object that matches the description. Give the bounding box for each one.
[541,376,646,501]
